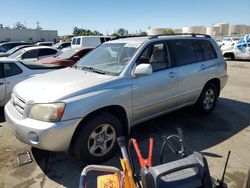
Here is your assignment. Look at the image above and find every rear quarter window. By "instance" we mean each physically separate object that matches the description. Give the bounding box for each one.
[194,40,217,61]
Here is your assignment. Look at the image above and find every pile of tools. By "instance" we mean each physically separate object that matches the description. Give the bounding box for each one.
[79,128,230,188]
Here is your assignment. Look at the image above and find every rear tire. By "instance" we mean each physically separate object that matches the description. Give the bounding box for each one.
[73,112,123,163]
[225,53,235,61]
[195,83,218,114]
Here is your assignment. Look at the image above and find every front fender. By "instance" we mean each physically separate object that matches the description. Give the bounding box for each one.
[61,88,132,125]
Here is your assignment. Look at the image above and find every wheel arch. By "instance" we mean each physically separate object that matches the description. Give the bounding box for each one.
[205,78,221,98]
[69,105,129,151]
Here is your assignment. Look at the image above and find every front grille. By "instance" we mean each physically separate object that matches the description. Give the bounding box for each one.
[11,94,26,115]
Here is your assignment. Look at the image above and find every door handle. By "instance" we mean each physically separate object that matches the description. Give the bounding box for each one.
[200,64,207,70]
[168,72,177,78]
[0,82,4,85]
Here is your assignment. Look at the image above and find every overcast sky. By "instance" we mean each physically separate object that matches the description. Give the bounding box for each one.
[0,0,249,35]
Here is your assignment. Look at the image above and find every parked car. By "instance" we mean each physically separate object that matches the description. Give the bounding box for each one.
[0,42,31,53]
[223,34,250,60]
[36,47,93,67]
[71,36,113,49]
[8,46,61,62]
[0,45,33,57]
[53,42,71,50]
[35,42,54,46]
[214,38,223,47]
[4,34,228,163]
[221,37,240,47]
[0,58,61,106]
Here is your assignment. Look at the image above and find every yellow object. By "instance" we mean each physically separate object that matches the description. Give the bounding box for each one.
[120,159,137,188]
[97,173,121,188]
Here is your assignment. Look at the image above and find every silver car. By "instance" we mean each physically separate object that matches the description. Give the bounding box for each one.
[5,34,228,163]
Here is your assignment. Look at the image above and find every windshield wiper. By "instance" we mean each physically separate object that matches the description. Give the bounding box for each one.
[81,66,106,75]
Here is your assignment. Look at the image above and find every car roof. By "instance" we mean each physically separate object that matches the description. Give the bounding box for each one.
[107,35,212,45]
[0,57,19,63]
[107,36,150,45]
[0,41,29,46]
[21,46,57,51]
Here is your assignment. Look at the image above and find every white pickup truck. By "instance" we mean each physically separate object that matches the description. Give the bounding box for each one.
[0,58,61,106]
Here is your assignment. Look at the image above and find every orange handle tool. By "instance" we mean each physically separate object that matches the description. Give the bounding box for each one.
[132,138,154,168]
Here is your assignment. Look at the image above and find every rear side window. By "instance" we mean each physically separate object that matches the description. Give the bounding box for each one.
[39,49,57,56]
[173,40,197,66]
[4,63,23,77]
[22,50,39,59]
[76,38,81,45]
[194,40,217,61]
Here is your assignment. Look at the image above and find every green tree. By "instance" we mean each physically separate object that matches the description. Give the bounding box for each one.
[73,27,103,36]
[13,22,27,29]
[162,28,174,35]
[117,28,128,36]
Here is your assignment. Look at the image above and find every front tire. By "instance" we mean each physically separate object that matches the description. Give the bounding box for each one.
[195,83,218,114]
[73,112,123,163]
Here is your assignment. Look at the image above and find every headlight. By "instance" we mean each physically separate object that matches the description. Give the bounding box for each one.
[29,103,65,122]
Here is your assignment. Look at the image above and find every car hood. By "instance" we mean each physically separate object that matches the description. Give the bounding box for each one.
[14,67,115,103]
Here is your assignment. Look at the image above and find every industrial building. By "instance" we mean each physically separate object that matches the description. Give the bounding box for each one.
[148,23,250,36]
[182,26,206,34]
[0,28,58,42]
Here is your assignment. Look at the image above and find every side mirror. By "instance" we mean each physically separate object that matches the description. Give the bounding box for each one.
[134,64,152,77]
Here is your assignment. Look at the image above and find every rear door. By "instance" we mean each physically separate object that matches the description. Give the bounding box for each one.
[0,64,6,101]
[171,39,214,106]
[132,41,179,123]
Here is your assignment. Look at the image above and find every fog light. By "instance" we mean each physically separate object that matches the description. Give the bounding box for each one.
[28,132,39,144]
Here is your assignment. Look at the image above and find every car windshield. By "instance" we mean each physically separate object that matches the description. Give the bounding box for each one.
[75,42,139,75]
[6,46,20,54]
[9,49,25,58]
[57,48,78,59]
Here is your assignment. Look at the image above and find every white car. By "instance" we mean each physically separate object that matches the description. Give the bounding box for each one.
[8,46,61,62]
[0,58,61,106]
[222,37,240,47]
[223,34,250,60]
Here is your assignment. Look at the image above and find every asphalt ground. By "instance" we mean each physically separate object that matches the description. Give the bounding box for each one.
[0,60,250,188]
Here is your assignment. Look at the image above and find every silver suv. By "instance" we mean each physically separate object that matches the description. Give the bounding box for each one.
[5,34,228,163]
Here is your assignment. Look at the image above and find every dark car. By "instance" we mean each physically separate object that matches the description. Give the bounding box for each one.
[0,42,31,53]
[36,47,93,67]
[0,45,33,57]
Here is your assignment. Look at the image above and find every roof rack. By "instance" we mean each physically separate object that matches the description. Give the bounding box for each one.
[149,33,211,39]
[111,35,148,40]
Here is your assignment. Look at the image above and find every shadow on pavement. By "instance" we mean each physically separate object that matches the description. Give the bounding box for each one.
[31,97,250,188]
[0,107,5,123]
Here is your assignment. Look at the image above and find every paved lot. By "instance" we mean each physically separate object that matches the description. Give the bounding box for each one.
[0,60,250,188]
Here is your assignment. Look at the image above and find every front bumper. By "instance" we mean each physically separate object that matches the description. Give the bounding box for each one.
[4,101,82,151]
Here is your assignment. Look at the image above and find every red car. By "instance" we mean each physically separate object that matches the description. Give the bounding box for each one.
[37,47,93,67]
